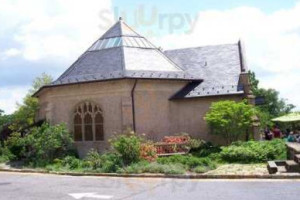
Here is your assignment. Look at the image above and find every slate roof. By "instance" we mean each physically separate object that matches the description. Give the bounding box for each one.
[39,18,246,99]
[100,19,141,39]
[51,19,199,86]
[165,43,245,99]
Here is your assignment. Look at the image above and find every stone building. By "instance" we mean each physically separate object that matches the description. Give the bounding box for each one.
[34,19,254,157]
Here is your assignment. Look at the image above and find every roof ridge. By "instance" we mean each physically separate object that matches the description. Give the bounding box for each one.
[54,52,89,82]
[120,45,126,77]
[164,42,238,52]
[100,19,143,39]
[155,49,185,71]
[121,20,143,38]
[119,20,124,36]
[99,20,121,39]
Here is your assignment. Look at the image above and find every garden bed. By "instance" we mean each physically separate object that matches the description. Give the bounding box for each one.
[205,164,268,175]
[0,123,288,176]
[0,162,269,176]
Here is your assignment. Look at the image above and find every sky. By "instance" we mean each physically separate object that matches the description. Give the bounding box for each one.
[0,0,300,114]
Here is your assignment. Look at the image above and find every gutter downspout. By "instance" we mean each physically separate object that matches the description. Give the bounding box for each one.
[131,79,138,132]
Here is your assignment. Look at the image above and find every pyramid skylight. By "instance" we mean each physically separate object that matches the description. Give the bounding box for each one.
[88,36,155,51]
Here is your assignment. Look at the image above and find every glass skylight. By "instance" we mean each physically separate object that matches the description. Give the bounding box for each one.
[106,38,115,48]
[113,37,122,47]
[135,38,144,47]
[88,36,154,51]
[100,39,109,49]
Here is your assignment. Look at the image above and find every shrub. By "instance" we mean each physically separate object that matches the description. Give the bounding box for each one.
[190,141,221,157]
[193,166,211,173]
[84,149,121,172]
[0,156,8,163]
[62,156,82,169]
[140,142,157,162]
[119,161,185,174]
[117,161,148,174]
[110,130,143,165]
[4,132,25,160]
[157,154,217,171]
[162,164,186,174]
[99,152,122,172]
[23,123,74,166]
[188,139,205,150]
[0,146,15,162]
[220,139,286,163]
[84,149,102,169]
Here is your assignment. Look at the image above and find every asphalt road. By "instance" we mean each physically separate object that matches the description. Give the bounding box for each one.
[0,172,300,200]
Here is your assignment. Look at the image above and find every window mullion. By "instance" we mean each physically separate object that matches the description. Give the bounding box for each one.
[81,107,85,141]
[92,113,96,142]
[91,104,95,142]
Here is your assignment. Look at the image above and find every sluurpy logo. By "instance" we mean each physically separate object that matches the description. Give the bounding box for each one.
[98,5,198,37]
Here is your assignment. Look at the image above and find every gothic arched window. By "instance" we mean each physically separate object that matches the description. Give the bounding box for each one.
[73,102,104,141]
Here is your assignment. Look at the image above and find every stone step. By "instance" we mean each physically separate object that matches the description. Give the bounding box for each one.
[294,154,300,164]
[277,166,287,173]
[267,161,278,174]
[285,160,300,173]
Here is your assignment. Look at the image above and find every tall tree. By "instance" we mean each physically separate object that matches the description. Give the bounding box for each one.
[0,110,13,132]
[249,71,295,118]
[29,73,53,95]
[10,73,53,131]
[205,100,256,144]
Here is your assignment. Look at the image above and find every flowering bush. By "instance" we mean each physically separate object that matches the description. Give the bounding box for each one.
[140,142,157,162]
[162,135,190,143]
[155,134,203,155]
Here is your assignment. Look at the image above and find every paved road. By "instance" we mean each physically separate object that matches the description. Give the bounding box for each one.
[0,172,300,200]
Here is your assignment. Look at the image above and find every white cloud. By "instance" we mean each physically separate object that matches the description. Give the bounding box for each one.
[0,86,29,114]
[151,3,300,110]
[1,48,21,59]
[0,0,114,114]
[0,0,114,62]
[1,0,300,113]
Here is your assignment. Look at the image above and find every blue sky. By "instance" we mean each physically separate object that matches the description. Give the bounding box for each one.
[114,0,296,14]
[0,0,300,113]
[112,0,298,36]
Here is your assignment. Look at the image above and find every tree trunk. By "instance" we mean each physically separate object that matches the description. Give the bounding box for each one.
[245,129,249,141]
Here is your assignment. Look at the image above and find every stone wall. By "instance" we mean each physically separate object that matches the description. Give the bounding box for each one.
[37,79,244,156]
[37,80,134,156]
[134,79,243,144]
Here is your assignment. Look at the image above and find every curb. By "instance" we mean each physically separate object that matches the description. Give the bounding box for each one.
[1,168,300,179]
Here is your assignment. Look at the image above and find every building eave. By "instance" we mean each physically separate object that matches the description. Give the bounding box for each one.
[33,77,203,98]
[170,91,244,100]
